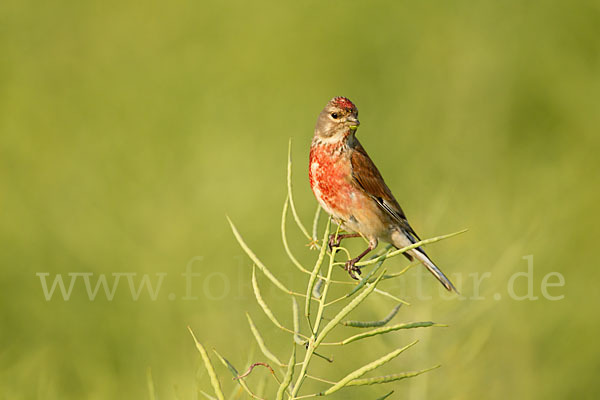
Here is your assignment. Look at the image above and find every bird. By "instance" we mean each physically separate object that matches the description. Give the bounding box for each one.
[308,96,457,292]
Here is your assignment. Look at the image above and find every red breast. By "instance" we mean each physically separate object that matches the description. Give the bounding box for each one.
[309,140,355,218]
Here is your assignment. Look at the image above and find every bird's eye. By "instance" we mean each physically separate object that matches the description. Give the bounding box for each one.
[331,113,339,119]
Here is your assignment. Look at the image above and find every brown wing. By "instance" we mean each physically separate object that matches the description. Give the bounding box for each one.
[350,139,421,241]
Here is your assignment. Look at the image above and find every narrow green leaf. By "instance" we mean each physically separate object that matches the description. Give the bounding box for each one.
[379,262,418,281]
[281,196,311,274]
[212,350,238,376]
[251,266,285,331]
[373,287,410,305]
[199,391,217,400]
[324,340,418,395]
[347,258,385,298]
[292,297,304,345]
[342,322,442,345]
[312,278,324,299]
[275,344,296,400]
[346,365,441,387]
[311,205,322,242]
[310,241,340,336]
[343,251,409,305]
[188,327,226,400]
[369,244,394,260]
[305,218,330,323]
[314,271,386,347]
[227,216,291,294]
[355,229,468,268]
[312,351,333,363]
[375,391,394,400]
[212,350,266,400]
[286,138,311,241]
[246,313,284,367]
[343,304,402,328]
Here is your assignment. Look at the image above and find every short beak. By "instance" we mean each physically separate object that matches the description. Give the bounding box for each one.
[347,116,360,129]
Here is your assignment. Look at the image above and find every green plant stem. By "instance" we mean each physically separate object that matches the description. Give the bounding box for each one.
[304,218,330,333]
[291,236,339,398]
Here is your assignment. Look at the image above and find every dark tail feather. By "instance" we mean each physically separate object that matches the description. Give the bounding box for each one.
[391,228,458,293]
[409,248,458,293]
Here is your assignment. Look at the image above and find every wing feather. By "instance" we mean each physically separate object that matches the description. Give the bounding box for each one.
[349,140,421,241]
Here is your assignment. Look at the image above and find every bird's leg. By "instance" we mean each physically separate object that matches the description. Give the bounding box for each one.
[345,241,377,280]
[328,233,360,251]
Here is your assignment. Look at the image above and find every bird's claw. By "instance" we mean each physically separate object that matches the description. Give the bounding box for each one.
[328,234,342,251]
[344,259,362,280]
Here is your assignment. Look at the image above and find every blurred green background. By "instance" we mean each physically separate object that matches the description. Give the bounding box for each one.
[1,0,599,398]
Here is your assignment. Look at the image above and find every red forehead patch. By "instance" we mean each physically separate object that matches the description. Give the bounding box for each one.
[331,96,356,110]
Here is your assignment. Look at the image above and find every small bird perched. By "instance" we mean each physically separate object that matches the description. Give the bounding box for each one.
[308,96,457,292]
